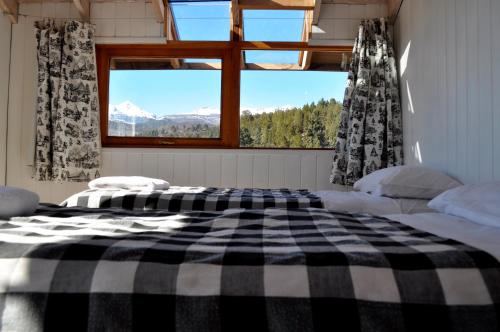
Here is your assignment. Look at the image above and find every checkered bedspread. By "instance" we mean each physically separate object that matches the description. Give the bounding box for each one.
[1,204,499,332]
[61,186,324,211]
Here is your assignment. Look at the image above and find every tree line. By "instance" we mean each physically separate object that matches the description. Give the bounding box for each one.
[240,98,342,148]
[109,97,343,149]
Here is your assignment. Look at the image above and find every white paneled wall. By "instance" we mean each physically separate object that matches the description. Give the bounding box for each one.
[5,1,352,203]
[394,0,500,184]
[0,15,10,185]
[311,3,388,43]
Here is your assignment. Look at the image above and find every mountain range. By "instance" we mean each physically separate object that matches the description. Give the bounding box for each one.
[108,101,221,137]
[107,101,294,137]
[109,101,220,126]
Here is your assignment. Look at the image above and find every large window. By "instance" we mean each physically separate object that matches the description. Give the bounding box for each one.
[96,4,351,149]
[108,58,222,139]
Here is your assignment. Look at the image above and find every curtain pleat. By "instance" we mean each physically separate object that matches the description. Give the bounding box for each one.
[330,18,404,186]
[34,21,101,182]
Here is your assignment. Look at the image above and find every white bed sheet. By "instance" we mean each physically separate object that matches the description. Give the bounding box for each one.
[314,190,433,215]
[387,213,500,260]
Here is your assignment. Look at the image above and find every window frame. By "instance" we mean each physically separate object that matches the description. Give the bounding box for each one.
[96,42,351,149]
[96,43,239,148]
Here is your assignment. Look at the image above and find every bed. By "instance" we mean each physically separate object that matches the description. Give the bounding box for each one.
[387,212,500,260]
[0,204,499,331]
[62,186,433,216]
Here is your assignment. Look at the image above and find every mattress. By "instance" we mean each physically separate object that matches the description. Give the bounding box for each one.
[314,190,433,215]
[61,186,324,211]
[387,212,500,260]
[0,205,499,331]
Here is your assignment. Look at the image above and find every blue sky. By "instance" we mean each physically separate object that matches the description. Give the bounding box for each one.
[109,2,347,116]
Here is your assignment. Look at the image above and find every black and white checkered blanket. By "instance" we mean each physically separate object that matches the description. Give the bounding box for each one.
[1,204,499,332]
[61,186,324,211]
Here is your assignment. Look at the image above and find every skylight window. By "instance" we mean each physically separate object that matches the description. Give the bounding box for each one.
[171,2,230,41]
[245,50,300,65]
[243,10,305,42]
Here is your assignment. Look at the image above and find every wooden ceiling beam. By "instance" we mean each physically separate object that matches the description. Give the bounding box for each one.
[153,0,181,67]
[72,0,89,21]
[298,8,313,69]
[245,63,302,70]
[311,0,321,25]
[240,41,352,52]
[0,0,18,24]
[151,0,165,23]
[387,0,403,22]
[186,62,222,70]
[321,0,385,4]
[238,0,314,10]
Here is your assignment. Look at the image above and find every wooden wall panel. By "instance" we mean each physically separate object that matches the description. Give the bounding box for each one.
[311,3,388,42]
[0,15,11,185]
[268,155,284,188]
[494,0,500,181]
[220,155,237,188]
[205,155,222,187]
[252,155,269,188]
[189,154,206,186]
[237,155,254,188]
[395,0,500,184]
[142,153,159,178]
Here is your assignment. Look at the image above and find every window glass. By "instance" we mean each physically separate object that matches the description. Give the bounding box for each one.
[171,2,230,41]
[243,10,305,41]
[240,70,347,148]
[108,58,222,138]
[245,50,300,65]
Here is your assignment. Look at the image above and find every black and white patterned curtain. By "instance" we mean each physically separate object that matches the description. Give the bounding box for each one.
[34,21,101,182]
[330,18,403,186]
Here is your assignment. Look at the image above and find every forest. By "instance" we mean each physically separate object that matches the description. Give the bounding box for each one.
[109,98,343,149]
[240,98,342,149]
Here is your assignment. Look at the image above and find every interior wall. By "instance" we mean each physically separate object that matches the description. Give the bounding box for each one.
[311,2,387,44]
[0,15,11,186]
[395,0,500,184]
[6,1,384,202]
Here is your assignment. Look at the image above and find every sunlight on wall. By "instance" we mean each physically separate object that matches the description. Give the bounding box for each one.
[406,80,415,114]
[399,41,411,77]
[413,141,423,164]
[311,25,326,35]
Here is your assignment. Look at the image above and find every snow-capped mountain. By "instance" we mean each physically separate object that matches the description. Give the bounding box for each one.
[108,101,157,124]
[109,101,220,126]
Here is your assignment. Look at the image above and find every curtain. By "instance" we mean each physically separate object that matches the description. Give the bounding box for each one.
[34,21,101,182]
[330,18,403,186]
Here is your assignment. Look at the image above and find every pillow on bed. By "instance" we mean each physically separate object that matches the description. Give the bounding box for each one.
[0,186,39,219]
[88,176,170,191]
[428,182,500,227]
[353,165,461,199]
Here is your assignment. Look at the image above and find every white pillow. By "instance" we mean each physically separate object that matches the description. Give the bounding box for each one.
[428,182,500,227]
[353,166,462,199]
[88,176,170,191]
[0,186,40,219]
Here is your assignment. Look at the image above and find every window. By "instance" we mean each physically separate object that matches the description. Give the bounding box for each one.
[96,4,352,149]
[97,45,238,148]
[245,50,300,66]
[171,2,231,41]
[243,10,305,42]
[108,59,222,139]
[240,70,347,149]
